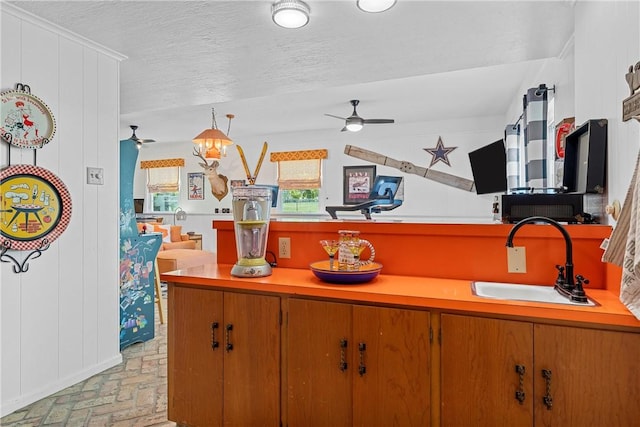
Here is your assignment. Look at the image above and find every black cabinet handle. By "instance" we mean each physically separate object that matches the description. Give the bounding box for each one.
[515,364,526,404]
[339,339,348,372]
[542,369,553,410]
[358,342,367,376]
[225,323,234,352]
[211,322,219,350]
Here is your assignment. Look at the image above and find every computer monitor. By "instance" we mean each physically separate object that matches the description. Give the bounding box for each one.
[133,198,144,214]
[370,176,402,199]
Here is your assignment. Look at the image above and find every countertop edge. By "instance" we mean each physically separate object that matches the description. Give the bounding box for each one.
[161,264,640,331]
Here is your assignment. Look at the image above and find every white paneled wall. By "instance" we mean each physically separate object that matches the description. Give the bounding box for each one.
[0,4,124,416]
[574,1,640,209]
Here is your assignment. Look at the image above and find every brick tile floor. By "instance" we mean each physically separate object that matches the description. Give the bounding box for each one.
[1,293,175,427]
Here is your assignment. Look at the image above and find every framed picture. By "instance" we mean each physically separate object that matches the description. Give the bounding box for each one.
[188,172,204,200]
[230,179,246,188]
[343,165,376,205]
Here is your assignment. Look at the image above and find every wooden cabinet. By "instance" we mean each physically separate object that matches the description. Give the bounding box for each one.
[287,298,430,427]
[534,324,640,426]
[167,285,280,427]
[440,314,640,427]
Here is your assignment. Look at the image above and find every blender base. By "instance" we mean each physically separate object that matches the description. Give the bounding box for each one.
[231,263,272,278]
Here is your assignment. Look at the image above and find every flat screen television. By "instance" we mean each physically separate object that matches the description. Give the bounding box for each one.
[133,198,144,214]
[468,139,507,194]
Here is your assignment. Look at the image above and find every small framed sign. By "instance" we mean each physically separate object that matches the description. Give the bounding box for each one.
[343,165,376,205]
[188,172,204,200]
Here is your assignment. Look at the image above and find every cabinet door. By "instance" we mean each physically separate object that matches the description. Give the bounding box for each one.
[534,325,640,427]
[168,285,223,427]
[441,314,534,427]
[223,292,281,427]
[287,299,352,427]
[353,305,431,427]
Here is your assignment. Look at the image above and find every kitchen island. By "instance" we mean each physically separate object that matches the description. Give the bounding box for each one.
[162,261,640,427]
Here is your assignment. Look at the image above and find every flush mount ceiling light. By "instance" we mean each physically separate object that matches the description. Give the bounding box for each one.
[272,0,310,29]
[357,0,397,13]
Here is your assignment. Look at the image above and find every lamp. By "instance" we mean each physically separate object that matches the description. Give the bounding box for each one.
[174,207,187,225]
[357,0,396,13]
[272,0,310,29]
[193,109,234,159]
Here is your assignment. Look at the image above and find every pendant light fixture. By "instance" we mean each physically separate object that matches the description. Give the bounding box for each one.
[357,0,396,13]
[192,108,234,159]
[272,0,310,29]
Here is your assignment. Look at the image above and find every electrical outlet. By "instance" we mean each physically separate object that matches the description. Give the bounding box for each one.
[279,237,291,259]
[507,246,526,273]
[87,167,104,185]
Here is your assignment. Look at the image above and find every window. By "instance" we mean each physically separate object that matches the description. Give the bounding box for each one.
[140,158,185,213]
[270,149,327,214]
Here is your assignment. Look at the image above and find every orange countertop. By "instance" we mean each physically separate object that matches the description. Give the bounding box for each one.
[162,264,640,331]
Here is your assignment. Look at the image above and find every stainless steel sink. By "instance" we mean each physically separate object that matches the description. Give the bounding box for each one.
[472,281,597,306]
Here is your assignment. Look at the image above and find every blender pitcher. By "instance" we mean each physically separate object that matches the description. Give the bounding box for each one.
[231,186,272,277]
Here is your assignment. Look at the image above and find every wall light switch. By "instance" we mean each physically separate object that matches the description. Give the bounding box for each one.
[87,167,104,185]
[507,246,526,273]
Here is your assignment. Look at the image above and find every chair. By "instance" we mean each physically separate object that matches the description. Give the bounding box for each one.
[326,175,404,219]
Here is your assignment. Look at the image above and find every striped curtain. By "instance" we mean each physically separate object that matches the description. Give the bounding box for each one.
[523,87,548,188]
[505,124,520,191]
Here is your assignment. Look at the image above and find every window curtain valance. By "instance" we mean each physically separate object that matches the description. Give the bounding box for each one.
[140,158,185,169]
[269,149,327,162]
[270,149,327,190]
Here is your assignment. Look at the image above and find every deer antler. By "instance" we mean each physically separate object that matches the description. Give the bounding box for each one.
[193,147,211,166]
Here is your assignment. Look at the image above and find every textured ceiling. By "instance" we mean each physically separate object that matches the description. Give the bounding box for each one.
[8,0,575,142]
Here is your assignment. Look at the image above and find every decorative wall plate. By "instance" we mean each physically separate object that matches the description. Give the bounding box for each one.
[1,164,72,251]
[1,88,56,148]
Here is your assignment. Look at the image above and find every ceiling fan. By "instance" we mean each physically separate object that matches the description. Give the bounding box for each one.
[129,125,155,147]
[325,100,395,132]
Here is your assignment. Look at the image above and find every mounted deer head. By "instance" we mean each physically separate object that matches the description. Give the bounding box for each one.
[193,147,229,201]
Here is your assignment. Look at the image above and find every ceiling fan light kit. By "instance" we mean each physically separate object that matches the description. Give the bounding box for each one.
[272,0,310,29]
[325,99,394,132]
[357,0,397,13]
[345,120,364,132]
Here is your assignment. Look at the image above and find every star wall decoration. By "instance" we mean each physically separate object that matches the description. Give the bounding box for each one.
[424,136,457,167]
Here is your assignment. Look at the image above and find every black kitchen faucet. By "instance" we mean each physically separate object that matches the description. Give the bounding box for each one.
[505,216,589,303]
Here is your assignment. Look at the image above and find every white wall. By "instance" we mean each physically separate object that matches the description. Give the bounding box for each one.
[136,114,511,227]
[1,4,124,416]
[574,0,640,210]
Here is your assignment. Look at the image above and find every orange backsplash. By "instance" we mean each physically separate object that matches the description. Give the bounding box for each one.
[213,220,618,291]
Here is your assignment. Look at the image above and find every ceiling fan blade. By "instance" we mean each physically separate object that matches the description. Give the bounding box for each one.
[325,114,347,120]
[340,126,348,132]
[363,119,395,124]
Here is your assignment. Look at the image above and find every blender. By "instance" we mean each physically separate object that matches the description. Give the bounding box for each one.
[230,186,272,277]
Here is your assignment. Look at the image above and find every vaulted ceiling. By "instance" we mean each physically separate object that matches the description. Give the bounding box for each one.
[8,1,575,142]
